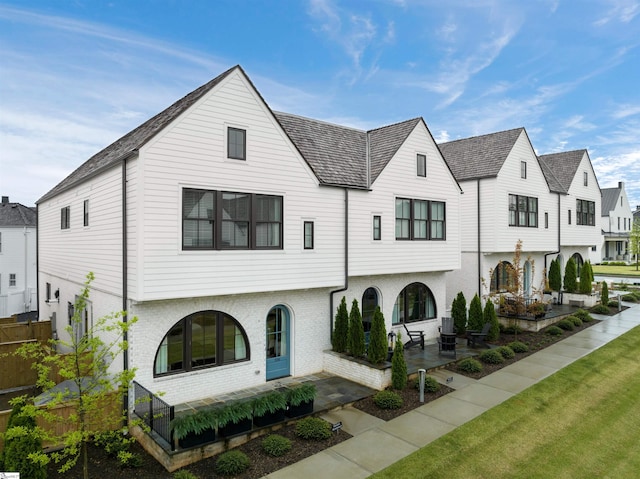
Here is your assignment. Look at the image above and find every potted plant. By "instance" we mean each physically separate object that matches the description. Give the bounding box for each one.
[285,383,316,418]
[527,301,546,319]
[170,408,217,449]
[252,390,287,428]
[216,400,254,438]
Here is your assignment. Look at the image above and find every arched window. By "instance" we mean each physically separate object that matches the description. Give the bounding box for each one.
[572,253,584,276]
[491,261,512,293]
[392,283,436,324]
[361,287,379,333]
[154,310,249,376]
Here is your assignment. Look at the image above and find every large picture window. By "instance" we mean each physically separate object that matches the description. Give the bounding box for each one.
[509,194,537,227]
[183,188,282,250]
[395,198,446,240]
[392,283,436,324]
[576,199,595,226]
[154,310,249,376]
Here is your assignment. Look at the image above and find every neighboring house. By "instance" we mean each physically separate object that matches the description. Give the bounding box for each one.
[37,65,461,407]
[538,149,602,274]
[0,196,37,317]
[439,128,557,306]
[598,182,634,262]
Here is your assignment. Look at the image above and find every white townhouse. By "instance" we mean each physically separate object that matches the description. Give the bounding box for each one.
[439,128,557,306]
[0,196,37,317]
[538,150,602,273]
[597,181,634,262]
[37,65,461,407]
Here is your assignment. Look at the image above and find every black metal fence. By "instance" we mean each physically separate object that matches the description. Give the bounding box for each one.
[133,381,175,450]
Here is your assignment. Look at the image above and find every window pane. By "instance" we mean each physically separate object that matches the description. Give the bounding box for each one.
[373,215,381,240]
[183,189,215,248]
[224,315,247,362]
[228,127,246,159]
[222,192,249,247]
[417,154,426,177]
[303,221,313,249]
[191,313,216,368]
[395,199,410,239]
[156,322,184,374]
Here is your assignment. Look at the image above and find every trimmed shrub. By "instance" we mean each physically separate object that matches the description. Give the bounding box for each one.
[601,281,609,306]
[591,304,610,314]
[549,258,562,292]
[479,349,504,364]
[173,471,199,479]
[451,291,467,335]
[1,399,47,479]
[391,333,407,390]
[608,300,619,308]
[373,390,403,410]
[500,324,523,335]
[348,299,366,357]
[496,345,515,360]
[295,417,332,441]
[568,315,583,327]
[546,326,564,336]
[484,300,500,342]
[622,294,637,302]
[573,309,594,322]
[117,450,143,468]
[468,294,484,332]
[332,297,349,353]
[579,262,592,294]
[557,319,574,331]
[262,434,292,457]
[94,429,134,457]
[508,341,529,353]
[216,450,251,476]
[368,306,388,364]
[456,358,483,373]
[564,257,577,293]
[424,375,441,393]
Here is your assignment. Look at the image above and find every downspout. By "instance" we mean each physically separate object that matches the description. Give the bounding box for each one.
[544,193,561,271]
[477,179,482,296]
[24,226,28,312]
[121,154,130,421]
[329,188,349,339]
[36,205,39,321]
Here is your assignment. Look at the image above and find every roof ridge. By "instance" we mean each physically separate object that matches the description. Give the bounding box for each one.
[273,111,365,133]
[367,117,421,134]
[438,126,524,145]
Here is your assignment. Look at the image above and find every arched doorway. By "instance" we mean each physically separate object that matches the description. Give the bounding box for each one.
[266,305,290,380]
[572,253,584,276]
[490,261,512,293]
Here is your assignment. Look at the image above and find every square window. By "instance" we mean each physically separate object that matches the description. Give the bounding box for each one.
[304,221,314,249]
[228,127,246,160]
[417,154,426,177]
[373,215,381,240]
[521,161,527,179]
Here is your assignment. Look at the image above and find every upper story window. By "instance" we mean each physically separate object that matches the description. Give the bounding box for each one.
[61,206,70,229]
[228,127,246,160]
[395,198,446,240]
[576,199,595,226]
[373,215,381,240]
[508,194,537,227]
[545,212,549,229]
[521,161,527,179]
[83,200,89,227]
[303,221,314,249]
[568,210,572,225]
[583,172,588,186]
[417,154,426,177]
[46,282,51,301]
[182,188,282,250]
[9,273,16,287]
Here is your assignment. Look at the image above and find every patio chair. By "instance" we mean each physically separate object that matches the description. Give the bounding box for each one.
[466,322,492,349]
[403,323,425,350]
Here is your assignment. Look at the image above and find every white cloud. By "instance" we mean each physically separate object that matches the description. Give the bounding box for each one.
[593,0,640,25]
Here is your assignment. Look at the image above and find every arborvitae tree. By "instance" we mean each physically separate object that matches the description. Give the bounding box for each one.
[332,296,349,353]
[451,291,467,335]
[564,257,578,293]
[587,261,594,282]
[484,300,500,342]
[348,299,365,358]
[368,306,388,364]
[468,294,484,331]
[601,281,609,306]
[579,260,592,294]
[549,258,562,292]
[391,332,407,390]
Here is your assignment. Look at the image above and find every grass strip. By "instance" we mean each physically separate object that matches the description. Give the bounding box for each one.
[373,325,640,479]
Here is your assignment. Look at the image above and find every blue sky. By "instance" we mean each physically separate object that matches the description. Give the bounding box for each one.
[1,0,639,209]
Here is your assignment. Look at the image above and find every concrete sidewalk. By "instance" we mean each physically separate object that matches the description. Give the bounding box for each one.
[266,303,640,479]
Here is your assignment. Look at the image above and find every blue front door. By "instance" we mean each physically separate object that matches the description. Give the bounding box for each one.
[266,306,290,380]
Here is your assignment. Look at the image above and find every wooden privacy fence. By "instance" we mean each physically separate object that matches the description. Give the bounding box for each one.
[0,320,51,343]
[0,340,40,389]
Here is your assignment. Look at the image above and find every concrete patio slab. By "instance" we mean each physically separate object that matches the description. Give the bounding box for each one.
[378,410,455,448]
[416,395,488,426]
[448,382,514,409]
[266,448,370,479]
[478,370,538,394]
[320,406,384,436]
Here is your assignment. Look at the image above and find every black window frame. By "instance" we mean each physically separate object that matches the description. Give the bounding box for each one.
[9,273,16,287]
[576,199,595,226]
[521,161,527,179]
[392,282,437,324]
[545,212,549,229]
[417,153,427,177]
[373,215,381,241]
[83,199,89,227]
[182,188,283,251]
[227,127,246,160]
[395,197,446,240]
[61,206,70,230]
[303,221,314,249]
[583,171,588,186]
[508,194,538,227]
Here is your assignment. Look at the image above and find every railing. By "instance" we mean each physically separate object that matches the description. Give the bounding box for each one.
[133,381,174,450]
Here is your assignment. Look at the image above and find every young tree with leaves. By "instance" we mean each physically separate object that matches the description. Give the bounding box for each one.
[332,296,349,353]
[368,307,388,364]
[564,257,578,293]
[391,333,407,390]
[451,291,467,335]
[13,272,138,479]
[348,299,365,358]
[468,294,484,332]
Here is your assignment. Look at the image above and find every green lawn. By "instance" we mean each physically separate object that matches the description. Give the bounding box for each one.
[373,325,640,479]
[592,264,640,277]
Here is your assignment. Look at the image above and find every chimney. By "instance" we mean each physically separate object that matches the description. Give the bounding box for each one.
[618,181,624,189]
[1,196,9,204]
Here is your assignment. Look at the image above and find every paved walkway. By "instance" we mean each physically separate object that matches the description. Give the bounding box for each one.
[266,303,640,479]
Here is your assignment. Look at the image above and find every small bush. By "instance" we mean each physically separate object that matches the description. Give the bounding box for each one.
[573,309,594,322]
[216,450,251,476]
[496,345,515,360]
[591,304,610,314]
[622,294,637,302]
[508,341,529,353]
[94,429,133,457]
[479,349,504,364]
[500,324,523,335]
[174,470,199,479]
[261,434,292,457]
[608,300,619,308]
[424,376,441,393]
[556,319,574,331]
[117,450,143,468]
[295,417,332,441]
[457,358,483,373]
[546,326,564,336]
[373,390,403,410]
[568,315,583,327]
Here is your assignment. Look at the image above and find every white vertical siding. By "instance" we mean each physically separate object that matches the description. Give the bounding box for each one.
[0,225,37,315]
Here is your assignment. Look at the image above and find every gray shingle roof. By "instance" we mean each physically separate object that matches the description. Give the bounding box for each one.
[537,150,586,194]
[38,65,239,204]
[601,186,621,215]
[438,128,524,181]
[274,113,422,188]
[0,201,36,227]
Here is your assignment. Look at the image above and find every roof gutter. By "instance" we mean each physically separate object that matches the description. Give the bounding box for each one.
[329,188,349,341]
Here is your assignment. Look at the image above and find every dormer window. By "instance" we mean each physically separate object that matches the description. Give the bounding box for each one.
[228,127,246,160]
[417,154,426,177]
[521,161,527,179]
